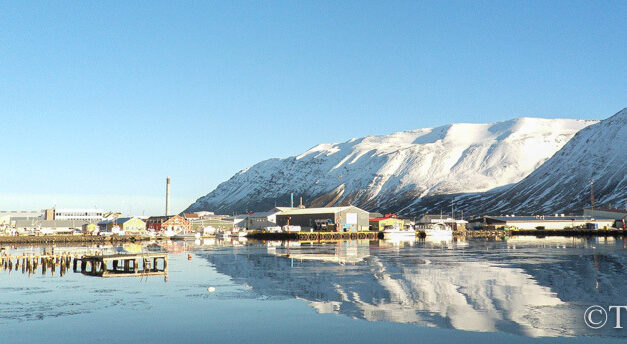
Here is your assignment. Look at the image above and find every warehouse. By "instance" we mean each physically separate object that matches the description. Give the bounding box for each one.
[469,215,615,230]
[275,206,370,232]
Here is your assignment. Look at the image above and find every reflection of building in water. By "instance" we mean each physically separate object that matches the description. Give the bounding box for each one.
[200,241,627,337]
[274,241,370,264]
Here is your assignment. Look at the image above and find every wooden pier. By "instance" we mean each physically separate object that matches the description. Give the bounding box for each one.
[0,252,77,277]
[73,253,168,278]
[0,251,168,278]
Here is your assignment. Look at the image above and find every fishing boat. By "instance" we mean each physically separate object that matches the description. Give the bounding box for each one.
[382,225,416,240]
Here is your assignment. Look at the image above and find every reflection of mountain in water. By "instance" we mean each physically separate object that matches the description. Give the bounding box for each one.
[200,239,627,337]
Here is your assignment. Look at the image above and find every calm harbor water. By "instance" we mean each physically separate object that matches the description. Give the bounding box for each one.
[1,236,626,343]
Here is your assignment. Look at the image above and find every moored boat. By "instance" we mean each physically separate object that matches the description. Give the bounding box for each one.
[382,225,416,240]
[424,223,453,237]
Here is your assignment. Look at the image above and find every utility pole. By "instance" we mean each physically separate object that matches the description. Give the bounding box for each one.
[590,179,595,213]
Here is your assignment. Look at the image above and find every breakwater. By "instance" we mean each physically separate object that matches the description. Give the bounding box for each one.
[247,231,382,241]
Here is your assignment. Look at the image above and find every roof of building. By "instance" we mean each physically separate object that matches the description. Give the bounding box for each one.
[276,206,366,216]
[584,208,627,214]
[99,217,145,225]
[183,213,200,218]
[272,207,298,212]
[370,217,404,222]
[248,211,279,218]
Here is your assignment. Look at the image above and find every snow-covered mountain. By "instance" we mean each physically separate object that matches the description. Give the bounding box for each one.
[440,108,626,215]
[186,116,596,215]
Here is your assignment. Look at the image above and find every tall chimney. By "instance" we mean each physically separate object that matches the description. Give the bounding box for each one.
[166,177,171,216]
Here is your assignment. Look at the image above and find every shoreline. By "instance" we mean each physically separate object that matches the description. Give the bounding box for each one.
[0,228,624,244]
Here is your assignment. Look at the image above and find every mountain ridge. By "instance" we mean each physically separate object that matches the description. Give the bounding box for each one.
[185,114,612,215]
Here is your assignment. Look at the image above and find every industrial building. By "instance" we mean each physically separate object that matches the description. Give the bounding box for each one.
[44,208,104,222]
[246,211,279,230]
[275,206,370,232]
[469,215,615,230]
[0,210,42,227]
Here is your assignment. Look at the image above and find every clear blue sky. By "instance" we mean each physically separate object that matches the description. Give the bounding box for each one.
[1,1,625,215]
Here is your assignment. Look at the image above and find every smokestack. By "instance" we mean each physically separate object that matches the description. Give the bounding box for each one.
[166,177,171,216]
[290,193,294,208]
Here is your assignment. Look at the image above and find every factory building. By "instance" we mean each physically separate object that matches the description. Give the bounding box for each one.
[0,210,43,227]
[44,208,104,222]
[13,219,88,234]
[275,206,370,232]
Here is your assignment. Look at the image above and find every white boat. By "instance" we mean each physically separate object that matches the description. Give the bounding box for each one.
[382,225,416,240]
[424,223,453,237]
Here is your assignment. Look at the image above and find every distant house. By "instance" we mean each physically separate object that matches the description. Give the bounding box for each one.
[146,215,189,232]
[98,217,146,233]
[275,206,370,232]
[369,217,405,231]
[468,215,615,230]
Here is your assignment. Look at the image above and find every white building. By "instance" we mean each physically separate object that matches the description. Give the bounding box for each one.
[52,208,104,222]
